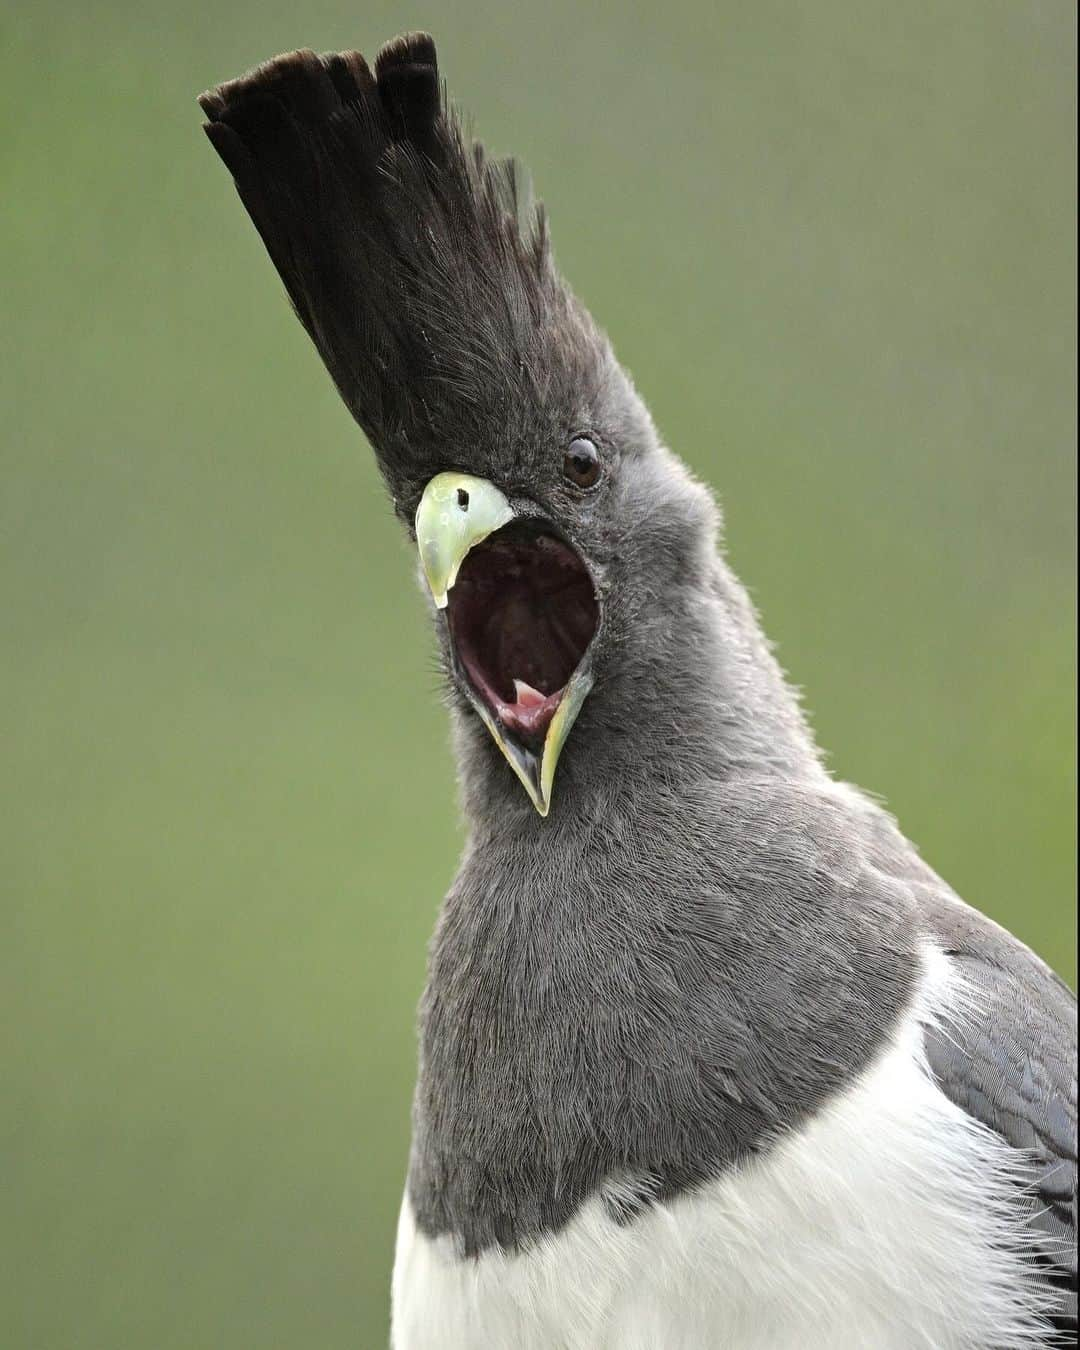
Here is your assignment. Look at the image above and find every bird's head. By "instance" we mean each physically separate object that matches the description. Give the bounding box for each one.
[201,32,716,815]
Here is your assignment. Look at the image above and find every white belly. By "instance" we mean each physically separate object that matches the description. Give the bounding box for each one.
[391,950,1052,1349]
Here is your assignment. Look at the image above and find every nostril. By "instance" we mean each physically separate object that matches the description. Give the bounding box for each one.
[456,488,469,510]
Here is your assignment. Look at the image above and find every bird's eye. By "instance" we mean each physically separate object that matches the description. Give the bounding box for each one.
[563,437,601,489]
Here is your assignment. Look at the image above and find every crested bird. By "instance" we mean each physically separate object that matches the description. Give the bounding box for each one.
[199,31,1077,1350]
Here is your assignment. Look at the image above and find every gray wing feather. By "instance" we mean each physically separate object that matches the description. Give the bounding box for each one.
[921,893,1078,1333]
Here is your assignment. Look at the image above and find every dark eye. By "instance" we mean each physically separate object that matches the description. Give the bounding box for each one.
[563,437,601,489]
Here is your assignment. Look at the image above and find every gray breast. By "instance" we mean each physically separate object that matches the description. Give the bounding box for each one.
[408,779,922,1255]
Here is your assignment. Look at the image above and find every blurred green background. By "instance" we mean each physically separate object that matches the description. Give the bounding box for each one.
[2,1,1075,1345]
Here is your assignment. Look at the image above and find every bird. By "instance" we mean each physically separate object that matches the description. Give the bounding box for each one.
[199,30,1077,1350]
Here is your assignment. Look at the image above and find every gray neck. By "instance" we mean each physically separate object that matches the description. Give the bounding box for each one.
[411,543,917,1256]
[453,551,824,840]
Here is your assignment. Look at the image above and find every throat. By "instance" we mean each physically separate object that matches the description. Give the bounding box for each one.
[453,555,820,826]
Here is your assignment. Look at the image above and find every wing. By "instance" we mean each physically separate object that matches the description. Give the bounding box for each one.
[921,892,1078,1338]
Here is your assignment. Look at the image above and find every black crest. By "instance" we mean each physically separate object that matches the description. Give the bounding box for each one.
[200,34,604,493]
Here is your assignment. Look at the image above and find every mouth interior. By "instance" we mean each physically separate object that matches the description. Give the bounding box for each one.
[446,523,599,749]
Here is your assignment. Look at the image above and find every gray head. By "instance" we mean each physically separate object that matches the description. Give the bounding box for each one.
[201,32,809,818]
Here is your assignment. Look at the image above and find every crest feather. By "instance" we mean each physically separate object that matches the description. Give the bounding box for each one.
[200,34,599,483]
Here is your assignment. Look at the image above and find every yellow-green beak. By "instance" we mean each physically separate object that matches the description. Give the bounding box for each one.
[414,471,595,817]
[415,472,515,608]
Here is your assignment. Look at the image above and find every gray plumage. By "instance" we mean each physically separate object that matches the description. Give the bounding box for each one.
[923,898,1079,1328]
[199,30,1077,1343]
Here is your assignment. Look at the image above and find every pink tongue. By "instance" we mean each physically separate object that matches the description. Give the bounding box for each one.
[512,678,548,709]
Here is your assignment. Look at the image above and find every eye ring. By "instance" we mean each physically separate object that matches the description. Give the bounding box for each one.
[563,436,601,489]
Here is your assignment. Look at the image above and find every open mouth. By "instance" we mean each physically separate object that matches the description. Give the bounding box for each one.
[446,522,599,748]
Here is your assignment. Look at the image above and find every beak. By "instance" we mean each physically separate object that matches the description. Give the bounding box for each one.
[415,472,515,608]
[414,471,594,817]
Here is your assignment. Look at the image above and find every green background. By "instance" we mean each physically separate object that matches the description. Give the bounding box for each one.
[2,2,1075,1346]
